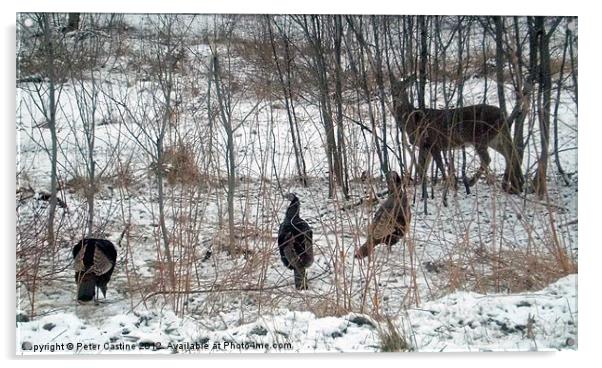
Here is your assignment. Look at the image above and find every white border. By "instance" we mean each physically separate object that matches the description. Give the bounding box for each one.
[3,1,597,367]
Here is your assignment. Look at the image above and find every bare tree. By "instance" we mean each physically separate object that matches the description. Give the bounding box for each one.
[567,19,578,107]
[107,15,190,289]
[417,16,428,110]
[266,16,308,186]
[295,15,348,199]
[26,14,64,248]
[345,16,386,175]
[532,17,563,197]
[371,16,390,174]
[209,16,262,252]
[493,16,508,120]
[332,15,351,195]
[63,13,80,32]
[552,20,571,186]
[62,15,123,236]
[210,53,238,253]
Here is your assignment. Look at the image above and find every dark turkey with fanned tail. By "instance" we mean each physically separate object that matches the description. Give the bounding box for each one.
[72,238,117,303]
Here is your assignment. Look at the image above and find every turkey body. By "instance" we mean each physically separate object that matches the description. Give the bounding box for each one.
[72,238,117,303]
[355,171,411,258]
[278,193,314,289]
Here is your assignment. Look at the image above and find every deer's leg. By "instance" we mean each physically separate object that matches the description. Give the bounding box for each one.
[432,150,449,207]
[432,150,447,182]
[489,130,523,194]
[469,145,491,187]
[461,146,471,195]
[355,240,374,259]
[445,150,459,192]
[416,148,430,201]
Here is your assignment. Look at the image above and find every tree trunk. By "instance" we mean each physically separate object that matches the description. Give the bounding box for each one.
[418,16,428,110]
[372,16,390,175]
[553,26,570,185]
[86,144,95,236]
[568,24,578,107]
[40,14,59,249]
[346,16,385,175]
[156,138,176,289]
[511,16,530,166]
[533,17,551,198]
[65,13,80,32]
[266,18,308,186]
[333,15,349,197]
[493,16,508,119]
[212,55,237,252]
[298,15,346,198]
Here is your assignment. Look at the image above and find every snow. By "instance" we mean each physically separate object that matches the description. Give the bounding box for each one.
[16,274,576,354]
[408,274,577,351]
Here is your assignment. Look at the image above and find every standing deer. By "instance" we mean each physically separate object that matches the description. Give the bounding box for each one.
[391,76,523,203]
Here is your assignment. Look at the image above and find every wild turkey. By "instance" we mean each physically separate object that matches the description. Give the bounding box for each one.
[72,238,117,303]
[355,171,411,258]
[278,193,314,289]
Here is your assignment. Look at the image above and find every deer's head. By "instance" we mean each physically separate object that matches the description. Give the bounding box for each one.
[392,74,416,103]
[390,75,417,128]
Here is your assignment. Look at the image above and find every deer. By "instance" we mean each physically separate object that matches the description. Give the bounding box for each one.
[391,75,523,206]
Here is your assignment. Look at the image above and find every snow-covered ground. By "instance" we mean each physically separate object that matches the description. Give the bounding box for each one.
[16,14,578,354]
[16,274,576,353]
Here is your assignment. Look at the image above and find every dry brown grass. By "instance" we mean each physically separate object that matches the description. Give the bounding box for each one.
[550,54,578,78]
[427,237,576,296]
[113,162,136,190]
[428,49,577,85]
[378,317,412,352]
[162,145,201,186]
[64,175,101,196]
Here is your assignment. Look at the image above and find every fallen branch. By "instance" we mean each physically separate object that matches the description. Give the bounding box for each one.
[129,268,332,313]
